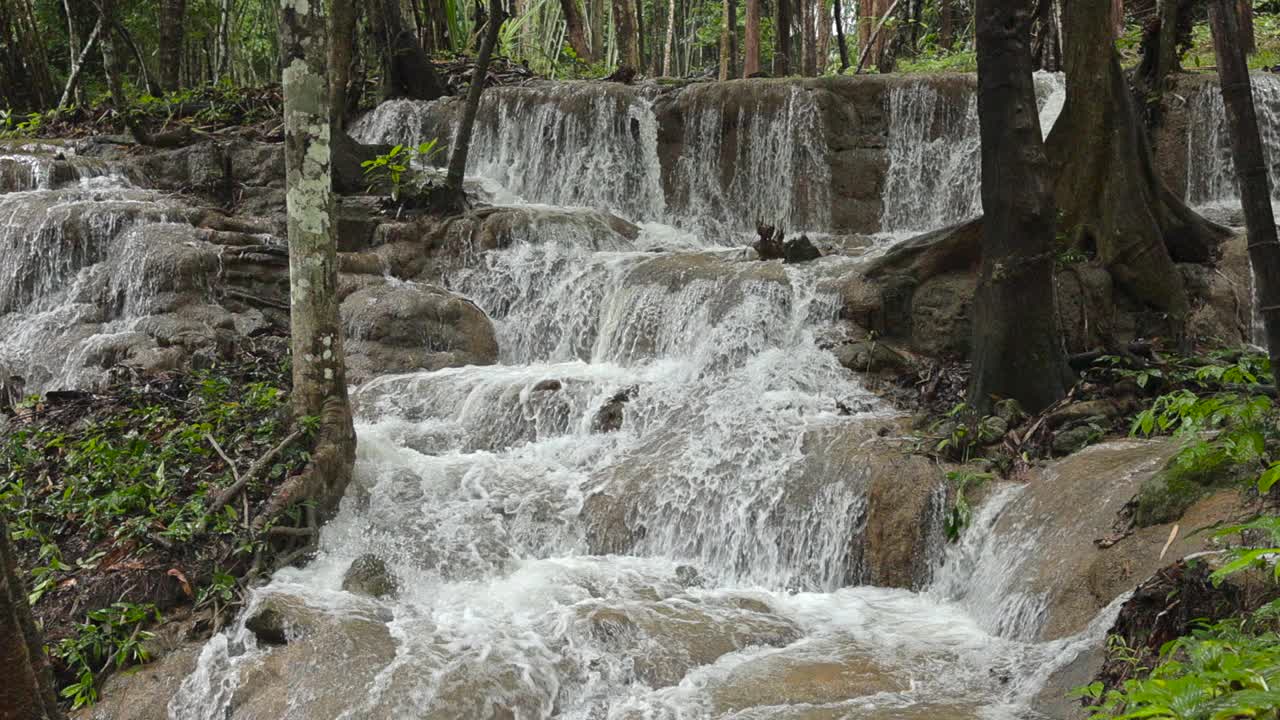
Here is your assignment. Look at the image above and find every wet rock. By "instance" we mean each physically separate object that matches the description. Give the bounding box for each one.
[341,281,498,384]
[993,398,1024,426]
[978,414,1009,443]
[592,386,637,433]
[910,272,975,358]
[783,235,822,263]
[753,224,785,260]
[578,595,803,688]
[1051,421,1103,456]
[707,648,905,714]
[531,378,562,393]
[833,338,910,374]
[73,645,203,720]
[342,554,400,599]
[674,565,703,588]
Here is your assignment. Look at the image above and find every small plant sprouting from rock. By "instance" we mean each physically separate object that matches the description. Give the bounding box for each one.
[361,140,442,201]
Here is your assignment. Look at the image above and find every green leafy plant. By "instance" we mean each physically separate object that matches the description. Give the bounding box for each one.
[53,602,160,709]
[361,140,442,201]
[944,464,993,542]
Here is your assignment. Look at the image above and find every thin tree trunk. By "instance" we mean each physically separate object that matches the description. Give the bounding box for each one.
[159,0,186,91]
[663,0,677,74]
[58,16,102,109]
[100,0,152,143]
[446,0,502,196]
[743,0,760,75]
[0,515,66,720]
[217,0,233,78]
[330,0,356,130]
[719,0,734,78]
[1112,0,1124,38]
[833,0,849,70]
[62,0,83,104]
[1210,0,1280,367]
[635,0,646,70]
[800,0,814,75]
[113,19,155,95]
[939,0,953,49]
[1030,0,1061,70]
[270,0,357,530]
[818,0,831,72]
[612,0,640,67]
[774,0,791,74]
[853,0,898,73]
[969,0,1071,414]
[590,0,606,60]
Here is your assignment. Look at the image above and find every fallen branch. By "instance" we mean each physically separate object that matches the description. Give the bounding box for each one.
[206,429,303,517]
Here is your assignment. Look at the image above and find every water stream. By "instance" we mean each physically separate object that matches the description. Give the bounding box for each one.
[158,78,1126,719]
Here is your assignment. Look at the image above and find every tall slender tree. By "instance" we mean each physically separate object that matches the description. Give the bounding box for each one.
[1209,0,1280,369]
[968,0,1070,414]
[743,0,761,75]
[445,0,504,205]
[774,0,792,74]
[263,0,357,528]
[158,0,187,91]
[719,0,736,78]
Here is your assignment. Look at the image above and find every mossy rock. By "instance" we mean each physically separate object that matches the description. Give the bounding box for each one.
[1132,452,1242,527]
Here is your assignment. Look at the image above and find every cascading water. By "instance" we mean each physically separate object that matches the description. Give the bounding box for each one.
[880,72,1067,235]
[1185,72,1280,209]
[351,80,831,238]
[0,152,207,393]
[168,77,1125,719]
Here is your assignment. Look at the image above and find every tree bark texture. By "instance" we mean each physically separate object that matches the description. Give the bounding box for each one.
[743,0,761,75]
[562,0,595,61]
[613,0,640,68]
[329,0,357,130]
[663,0,678,74]
[0,515,65,720]
[1044,0,1225,324]
[159,0,187,91]
[800,0,816,75]
[277,0,356,524]
[774,0,792,74]
[969,0,1071,414]
[1030,0,1061,70]
[447,0,503,194]
[1209,0,1280,368]
[719,0,736,79]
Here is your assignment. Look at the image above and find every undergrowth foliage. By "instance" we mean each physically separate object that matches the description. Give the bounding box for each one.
[0,347,311,705]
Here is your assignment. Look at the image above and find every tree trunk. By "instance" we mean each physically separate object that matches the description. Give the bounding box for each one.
[100,0,152,143]
[613,0,640,68]
[58,15,102,110]
[818,0,832,71]
[446,0,503,199]
[371,0,447,101]
[743,0,760,75]
[0,515,65,720]
[663,0,678,74]
[1044,0,1225,325]
[969,0,1071,414]
[269,0,357,529]
[159,0,186,92]
[1112,0,1124,37]
[217,0,233,78]
[1210,0,1280,368]
[330,0,357,131]
[719,0,735,78]
[800,0,816,75]
[833,0,849,70]
[114,19,156,95]
[939,0,953,49]
[62,0,84,105]
[774,0,791,74]
[590,0,606,61]
[1236,0,1254,54]
[562,0,594,61]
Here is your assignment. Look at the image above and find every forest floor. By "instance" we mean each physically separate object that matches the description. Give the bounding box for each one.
[0,338,317,709]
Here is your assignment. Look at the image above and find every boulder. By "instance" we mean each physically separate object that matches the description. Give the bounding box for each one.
[341,282,499,384]
[342,554,400,599]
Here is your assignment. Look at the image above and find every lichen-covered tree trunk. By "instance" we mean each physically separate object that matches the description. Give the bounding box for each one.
[1045,0,1225,327]
[0,515,65,720]
[267,0,356,528]
[969,0,1071,414]
[158,0,187,91]
[663,0,679,74]
[1210,0,1280,369]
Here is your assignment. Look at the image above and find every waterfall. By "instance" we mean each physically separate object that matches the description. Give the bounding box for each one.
[1185,73,1280,208]
[352,80,832,238]
[879,71,1067,235]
